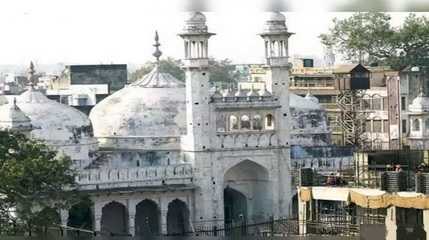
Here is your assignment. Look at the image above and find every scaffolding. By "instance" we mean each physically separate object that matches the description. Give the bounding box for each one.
[336,90,368,147]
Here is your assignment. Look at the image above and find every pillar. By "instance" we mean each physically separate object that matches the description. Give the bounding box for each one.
[424,209,429,239]
[385,206,397,240]
[93,202,103,233]
[160,197,169,235]
[60,209,69,236]
[297,188,312,235]
[128,199,136,236]
[60,209,69,227]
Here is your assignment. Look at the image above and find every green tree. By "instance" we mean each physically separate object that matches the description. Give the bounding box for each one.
[129,57,185,82]
[209,58,240,88]
[320,12,429,69]
[129,57,239,86]
[0,130,77,234]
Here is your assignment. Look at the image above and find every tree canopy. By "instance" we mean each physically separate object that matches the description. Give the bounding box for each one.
[129,57,239,86]
[320,12,429,69]
[0,130,77,234]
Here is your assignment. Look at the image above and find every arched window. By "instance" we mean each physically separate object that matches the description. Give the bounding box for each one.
[230,115,238,130]
[413,119,421,131]
[265,114,274,130]
[240,115,251,130]
[253,115,263,130]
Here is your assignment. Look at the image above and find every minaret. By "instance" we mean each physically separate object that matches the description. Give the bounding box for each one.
[259,11,293,146]
[179,12,215,151]
[260,12,293,217]
[27,61,36,87]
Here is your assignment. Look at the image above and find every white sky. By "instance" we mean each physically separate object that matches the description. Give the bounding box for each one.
[0,0,427,66]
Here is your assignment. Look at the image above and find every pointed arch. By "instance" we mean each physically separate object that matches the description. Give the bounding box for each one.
[224,160,272,224]
[167,199,191,236]
[135,199,161,237]
[101,201,128,235]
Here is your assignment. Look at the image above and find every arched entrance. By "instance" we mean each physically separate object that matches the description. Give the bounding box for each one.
[167,199,191,236]
[101,201,128,235]
[224,187,247,225]
[224,160,272,224]
[135,199,160,237]
[68,197,93,230]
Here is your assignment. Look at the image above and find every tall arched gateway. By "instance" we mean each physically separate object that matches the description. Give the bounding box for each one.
[101,201,128,235]
[135,199,160,237]
[224,160,272,224]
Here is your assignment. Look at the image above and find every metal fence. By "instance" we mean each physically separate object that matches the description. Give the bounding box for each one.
[0,218,364,240]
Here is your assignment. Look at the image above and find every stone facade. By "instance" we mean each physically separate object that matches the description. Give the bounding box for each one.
[0,11,332,237]
[78,11,295,236]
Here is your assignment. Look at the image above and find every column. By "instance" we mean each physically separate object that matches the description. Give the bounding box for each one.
[298,188,310,235]
[60,209,69,227]
[423,209,429,239]
[94,203,102,233]
[60,209,69,236]
[160,197,169,235]
[385,206,397,240]
[128,199,136,236]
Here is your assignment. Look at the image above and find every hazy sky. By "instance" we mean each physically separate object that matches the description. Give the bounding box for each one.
[0,0,427,66]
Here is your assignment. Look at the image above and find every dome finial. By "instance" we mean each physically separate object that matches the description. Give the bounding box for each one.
[153,31,162,63]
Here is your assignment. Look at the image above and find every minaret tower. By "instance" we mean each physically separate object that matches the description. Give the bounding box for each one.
[259,11,293,147]
[179,12,215,151]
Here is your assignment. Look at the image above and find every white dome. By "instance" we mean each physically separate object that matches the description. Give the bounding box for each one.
[0,98,32,131]
[17,88,93,143]
[266,11,286,22]
[409,94,429,112]
[186,11,206,24]
[305,92,319,104]
[262,11,288,33]
[182,11,209,33]
[90,67,186,137]
[290,93,321,110]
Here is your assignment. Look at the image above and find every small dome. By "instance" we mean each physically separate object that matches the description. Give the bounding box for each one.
[247,86,259,97]
[235,87,246,97]
[305,92,319,104]
[211,87,222,99]
[290,93,320,110]
[262,11,288,33]
[186,11,206,24]
[409,94,429,112]
[0,99,32,131]
[258,87,272,97]
[267,11,286,22]
[17,88,93,142]
[222,88,234,98]
[182,11,208,33]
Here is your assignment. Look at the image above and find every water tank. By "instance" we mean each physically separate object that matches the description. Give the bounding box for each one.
[381,171,407,192]
[299,168,314,186]
[415,173,429,194]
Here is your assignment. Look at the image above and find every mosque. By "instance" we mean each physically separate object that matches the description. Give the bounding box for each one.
[0,11,332,236]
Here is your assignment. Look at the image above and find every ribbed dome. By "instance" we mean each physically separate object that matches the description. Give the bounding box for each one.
[89,68,186,137]
[262,11,288,33]
[267,11,286,22]
[186,11,206,24]
[17,88,93,142]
